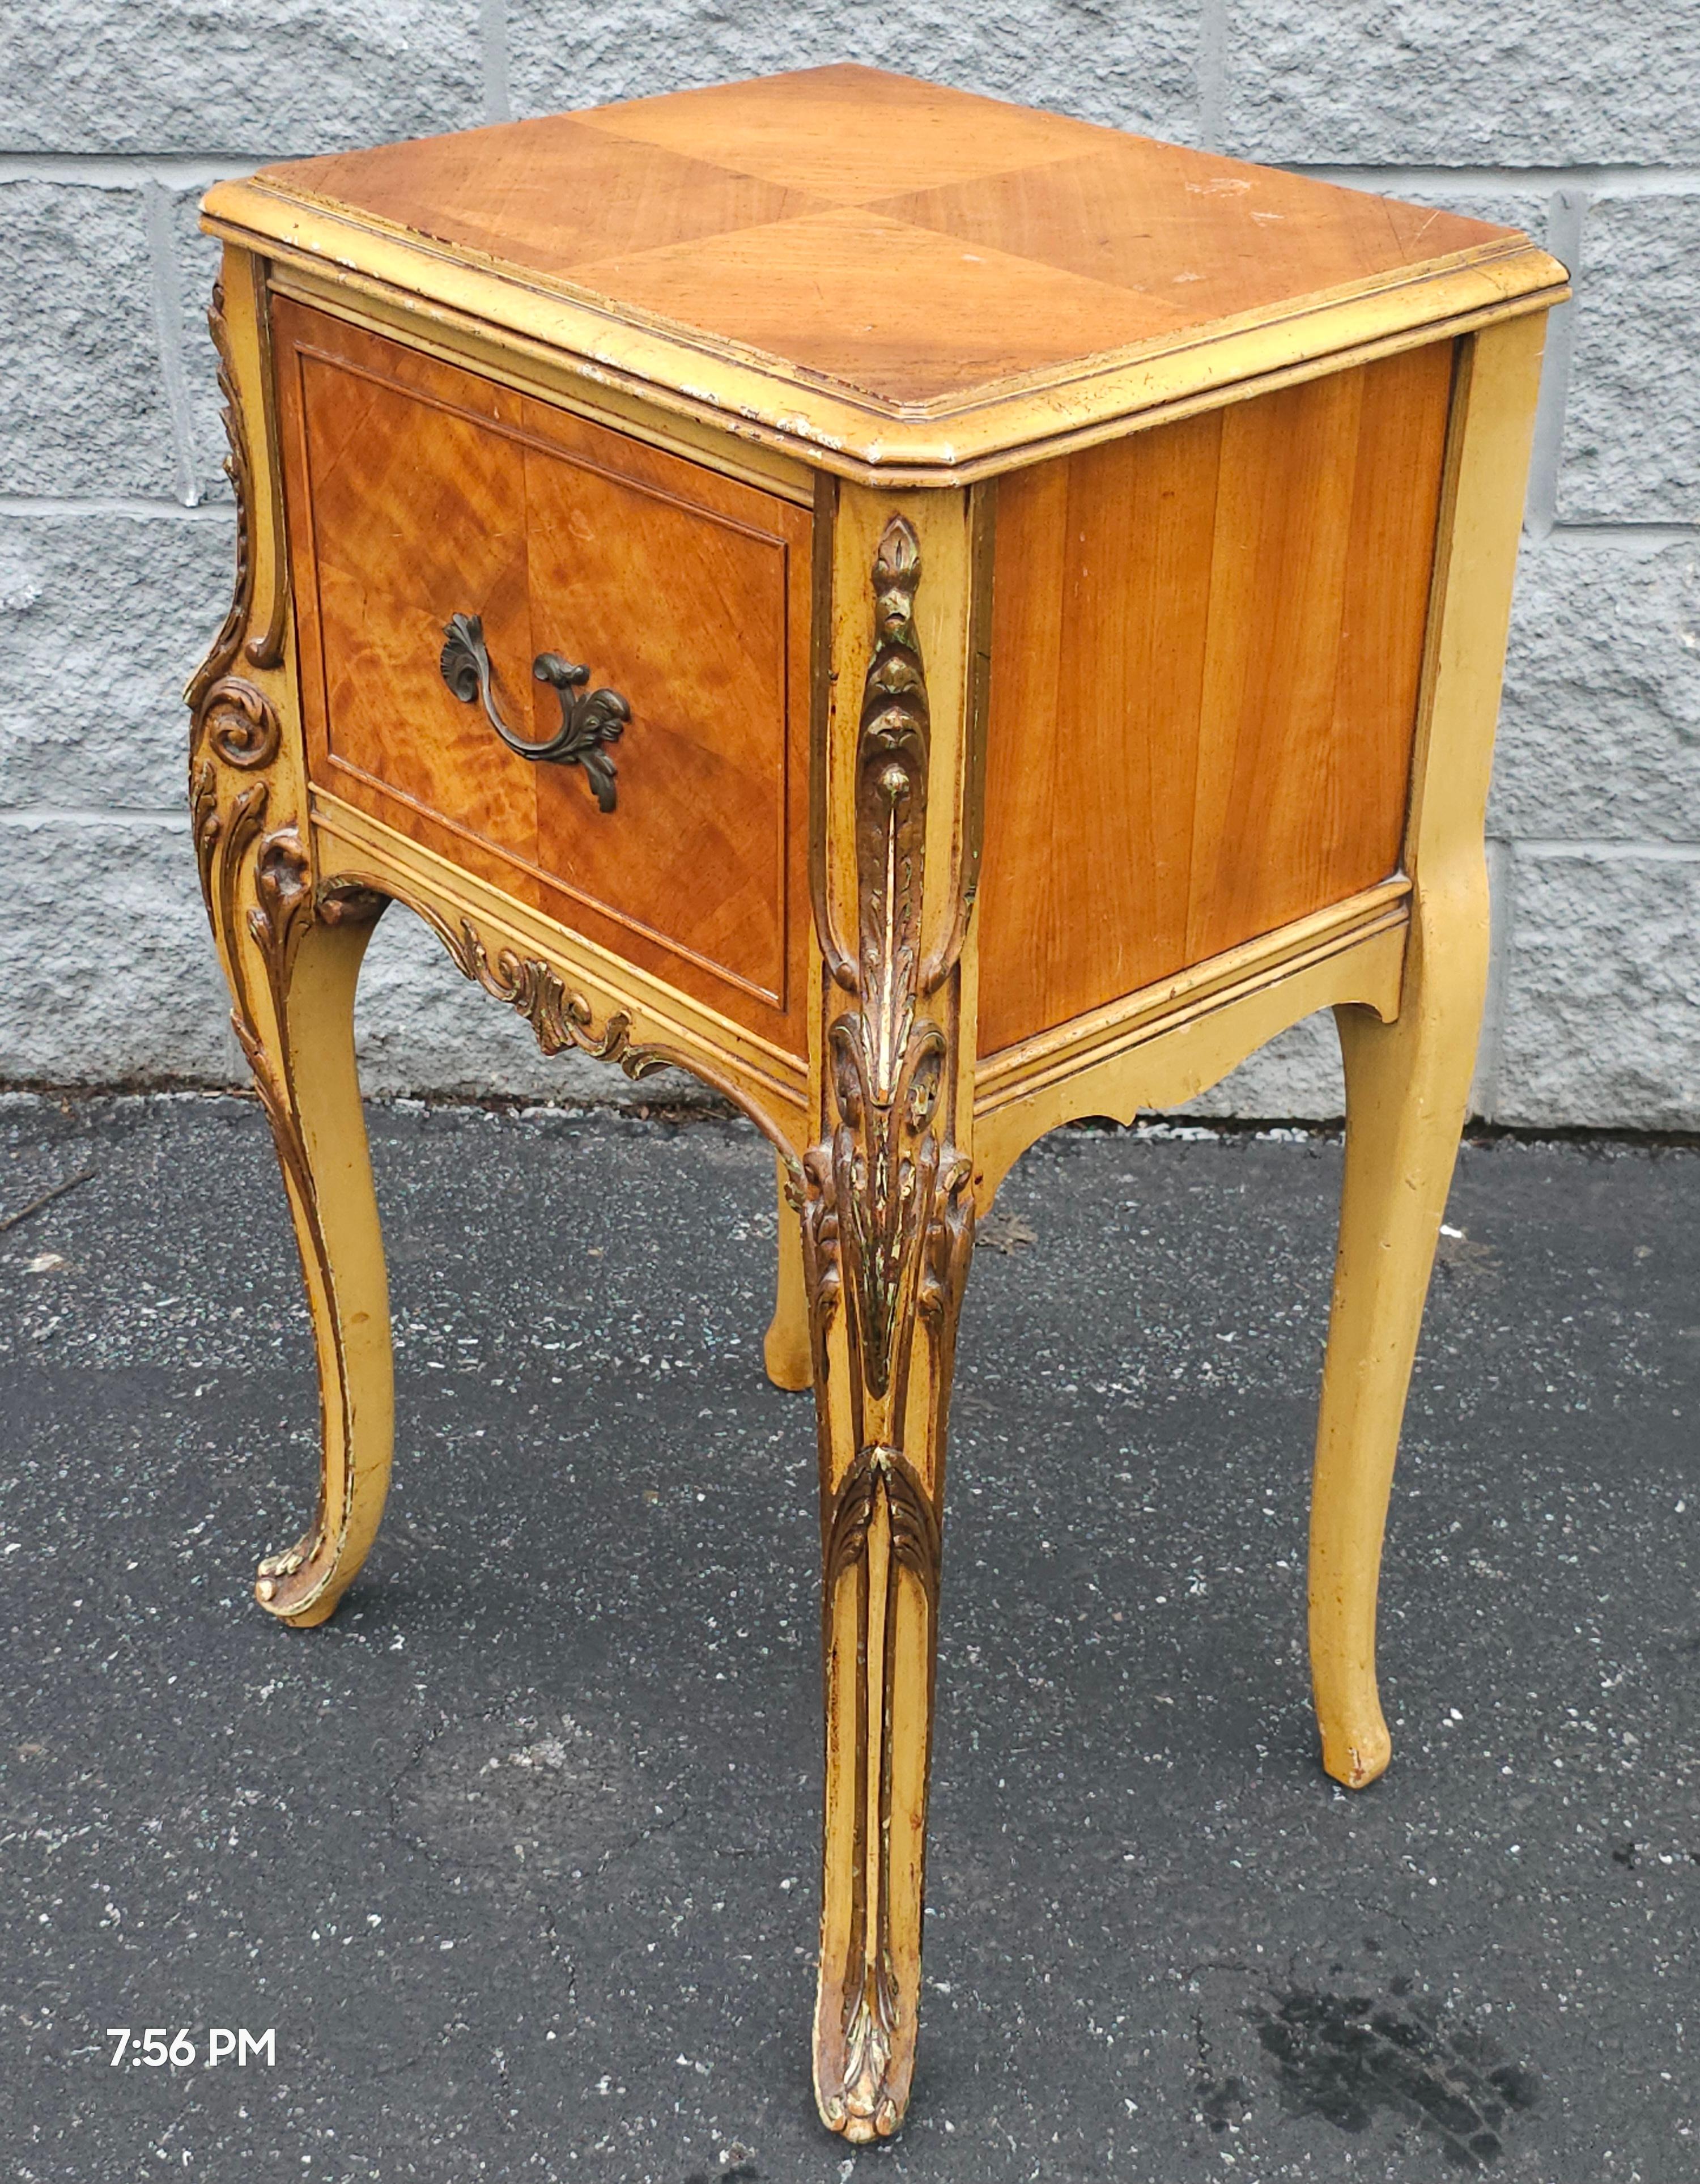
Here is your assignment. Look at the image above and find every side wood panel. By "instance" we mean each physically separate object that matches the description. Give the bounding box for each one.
[273,294,814,1055]
[976,341,1454,1057]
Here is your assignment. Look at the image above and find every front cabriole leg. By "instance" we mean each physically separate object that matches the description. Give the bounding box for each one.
[188,249,395,1628]
[803,500,983,2140]
[196,782,393,1627]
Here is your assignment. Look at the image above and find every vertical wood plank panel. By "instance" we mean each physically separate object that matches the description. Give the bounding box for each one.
[977,345,1454,1056]
[1187,366,1365,963]
[974,465,1066,1009]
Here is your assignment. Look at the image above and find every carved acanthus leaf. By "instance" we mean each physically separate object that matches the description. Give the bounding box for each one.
[802,516,975,1405]
[439,917,669,1081]
[184,281,251,718]
[805,513,976,2145]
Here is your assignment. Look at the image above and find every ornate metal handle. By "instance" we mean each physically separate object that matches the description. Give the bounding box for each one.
[439,611,630,813]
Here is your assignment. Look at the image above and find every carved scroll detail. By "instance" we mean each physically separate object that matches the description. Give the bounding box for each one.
[184,282,250,716]
[804,515,976,2142]
[802,515,974,1408]
[428,915,671,1080]
[185,279,283,743]
[190,762,358,1267]
[198,675,280,770]
[186,279,327,1183]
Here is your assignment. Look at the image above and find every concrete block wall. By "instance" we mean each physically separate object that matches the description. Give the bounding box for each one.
[2,3,1694,1123]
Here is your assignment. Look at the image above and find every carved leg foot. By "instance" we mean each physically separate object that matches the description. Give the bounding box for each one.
[812,1433,950,2139]
[801,996,975,2141]
[250,906,393,1628]
[1309,889,1488,1787]
[764,1153,812,1392]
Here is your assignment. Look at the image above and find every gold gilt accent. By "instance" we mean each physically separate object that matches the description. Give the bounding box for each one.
[804,516,974,1410]
[187,283,342,1227]
[185,280,285,766]
[818,1435,943,2138]
[803,515,975,2143]
[410,902,671,1080]
[184,286,279,773]
[191,770,318,1193]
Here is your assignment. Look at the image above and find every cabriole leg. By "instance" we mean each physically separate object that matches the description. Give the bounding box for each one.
[186,245,396,1630]
[248,903,394,1628]
[802,1060,973,2141]
[1309,315,1544,1790]
[194,771,394,1629]
[1308,891,1488,1786]
[801,493,983,2140]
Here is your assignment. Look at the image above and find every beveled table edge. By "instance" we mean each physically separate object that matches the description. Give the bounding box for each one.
[203,177,1568,483]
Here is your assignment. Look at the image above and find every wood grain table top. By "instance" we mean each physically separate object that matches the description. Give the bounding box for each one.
[204,64,1568,478]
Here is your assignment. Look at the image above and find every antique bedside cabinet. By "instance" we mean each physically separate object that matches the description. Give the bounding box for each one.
[188,65,1566,2140]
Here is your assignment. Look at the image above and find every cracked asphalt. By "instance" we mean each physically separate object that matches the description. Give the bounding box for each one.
[1,1091,1697,2182]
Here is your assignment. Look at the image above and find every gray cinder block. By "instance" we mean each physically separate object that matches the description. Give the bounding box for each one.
[1219,0,1700,165]
[0,182,178,498]
[0,814,231,1085]
[507,0,1202,142]
[1558,193,1700,525]
[0,512,235,810]
[0,0,484,157]
[1497,848,1700,1128]
[1494,535,1700,844]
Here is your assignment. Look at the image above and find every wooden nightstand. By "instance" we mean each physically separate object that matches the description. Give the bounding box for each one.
[188,65,1566,2141]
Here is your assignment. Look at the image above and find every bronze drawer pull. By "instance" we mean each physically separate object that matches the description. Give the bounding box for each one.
[439,611,629,812]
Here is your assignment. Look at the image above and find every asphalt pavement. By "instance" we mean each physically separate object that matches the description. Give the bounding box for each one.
[2,1091,1696,2183]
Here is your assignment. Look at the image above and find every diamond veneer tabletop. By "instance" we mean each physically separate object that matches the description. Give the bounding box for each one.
[211,64,1565,466]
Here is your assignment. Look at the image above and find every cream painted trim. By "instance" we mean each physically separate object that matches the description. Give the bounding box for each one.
[310,789,809,1134]
[1402,315,1550,893]
[974,878,1411,1111]
[207,181,1567,483]
[974,917,1406,1205]
[267,261,817,507]
[1305,313,1549,1793]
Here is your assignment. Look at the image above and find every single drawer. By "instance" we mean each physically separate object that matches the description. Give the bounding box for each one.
[273,296,813,1039]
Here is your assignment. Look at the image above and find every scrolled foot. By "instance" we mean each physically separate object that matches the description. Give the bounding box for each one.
[254,1534,346,1628]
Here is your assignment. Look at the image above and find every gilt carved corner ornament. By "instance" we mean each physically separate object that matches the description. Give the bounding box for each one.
[187,286,280,781]
[801,514,976,2143]
[187,278,311,1067]
[189,767,322,1275]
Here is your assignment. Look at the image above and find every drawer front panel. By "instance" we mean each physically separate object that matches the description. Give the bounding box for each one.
[274,297,812,1038]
